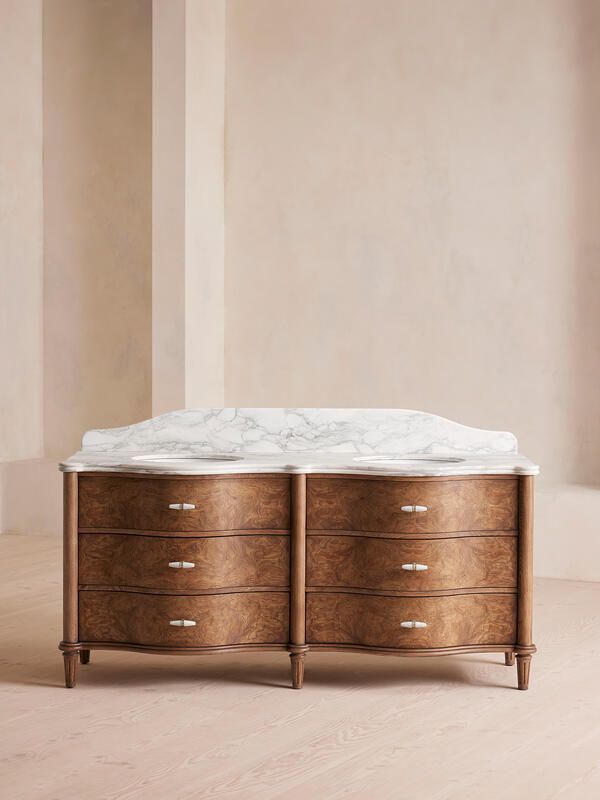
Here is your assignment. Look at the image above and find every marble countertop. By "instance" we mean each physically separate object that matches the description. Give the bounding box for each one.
[60,408,539,477]
[60,449,539,476]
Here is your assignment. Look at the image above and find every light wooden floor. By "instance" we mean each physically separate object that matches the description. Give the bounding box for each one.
[1,535,599,800]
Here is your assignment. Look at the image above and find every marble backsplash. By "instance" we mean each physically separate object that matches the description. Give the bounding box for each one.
[82,408,518,456]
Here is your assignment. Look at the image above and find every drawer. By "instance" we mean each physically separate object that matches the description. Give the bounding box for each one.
[306,592,516,649]
[79,533,290,591]
[306,535,516,592]
[78,475,290,532]
[79,590,289,647]
[307,476,517,533]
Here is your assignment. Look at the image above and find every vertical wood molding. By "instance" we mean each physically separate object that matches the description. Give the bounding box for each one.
[290,474,307,647]
[517,475,534,648]
[63,472,78,644]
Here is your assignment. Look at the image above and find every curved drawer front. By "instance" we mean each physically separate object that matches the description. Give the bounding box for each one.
[307,477,517,533]
[78,475,290,532]
[79,590,289,647]
[306,593,516,649]
[307,535,516,592]
[79,533,290,591]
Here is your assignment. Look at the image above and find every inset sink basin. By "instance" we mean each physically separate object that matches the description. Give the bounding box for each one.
[132,454,243,464]
[353,455,464,466]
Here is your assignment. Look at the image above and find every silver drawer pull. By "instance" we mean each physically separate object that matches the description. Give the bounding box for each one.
[401,563,428,572]
[169,619,196,627]
[400,620,427,629]
[168,502,196,510]
[400,505,428,513]
[168,561,195,569]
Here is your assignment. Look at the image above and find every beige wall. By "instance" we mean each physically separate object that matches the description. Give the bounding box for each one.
[152,0,225,415]
[1,0,152,535]
[2,0,600,581]
[225,0,600,486]
[152,0,187,413]
[184,0,225,408]
[0,0,43,462]
[43,0,152,457]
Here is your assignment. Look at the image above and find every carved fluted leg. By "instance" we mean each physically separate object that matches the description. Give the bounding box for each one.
[80,649,90,665]
[516,477,535,691]
[290,475,307,690]
[63,652,78,688]
[62,473,79,689]
[505,651,515,666]
[517,654,531,690]
[290,653,305,689]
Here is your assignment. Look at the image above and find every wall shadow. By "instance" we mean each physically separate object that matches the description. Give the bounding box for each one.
[572,1,600,485]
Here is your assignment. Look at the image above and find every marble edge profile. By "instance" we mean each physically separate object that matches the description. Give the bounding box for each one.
[59,459,540,477]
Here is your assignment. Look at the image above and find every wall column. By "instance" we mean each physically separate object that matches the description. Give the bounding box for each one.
[0,0,43,462]
[152,0,225,414]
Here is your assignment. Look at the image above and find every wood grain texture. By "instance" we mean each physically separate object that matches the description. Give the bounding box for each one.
[307,535,517,592]
[306,529,517,541]
[78,527,288,538]
[305,587,515,598]
[76,642,289,655]
[62,473,78,644]
[62,652,77,688]
[79,533,290,591]
[78,474,290,532]
[517,475,534,649]
[517,654,532,690]
[306,593,516,649]
[290,653,305,689]
[290,474,306,647]
[307,476,518,533]
[516,476,536,688]
[65,470,530,690]
[307,643,518,657]
[79,590,289,647]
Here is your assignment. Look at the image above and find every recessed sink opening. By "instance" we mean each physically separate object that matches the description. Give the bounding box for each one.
[132,454,243,463]
[353,455,464,465]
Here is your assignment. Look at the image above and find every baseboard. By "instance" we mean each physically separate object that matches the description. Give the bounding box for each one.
[0,457,62,536]
[535,482,600,583]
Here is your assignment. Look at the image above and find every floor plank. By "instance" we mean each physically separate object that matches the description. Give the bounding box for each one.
[0,534,598,800]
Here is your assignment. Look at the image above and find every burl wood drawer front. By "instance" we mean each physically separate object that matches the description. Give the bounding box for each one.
[79,533,290,591]
[78,475,290,532]
[307,477,517,533]
[79,590,289,647]
[306,593,516,649]
[306,535,516,592]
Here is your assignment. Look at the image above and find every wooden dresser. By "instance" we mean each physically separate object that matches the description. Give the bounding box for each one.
[304,474,535,690]
[59,408,537,690]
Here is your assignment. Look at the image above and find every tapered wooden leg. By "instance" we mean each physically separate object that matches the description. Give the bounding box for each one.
[62,474,79,689]
[63,652,78,688]
[290,476,307,690]
[80,649,90,665]
[290,653,305,689]
[505,651,515,666]
[517,655,531,690]
[516,477,535,691]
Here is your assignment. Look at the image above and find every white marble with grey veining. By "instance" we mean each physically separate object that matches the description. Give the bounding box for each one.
[60,409,539,476]
[81,408,518,454]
